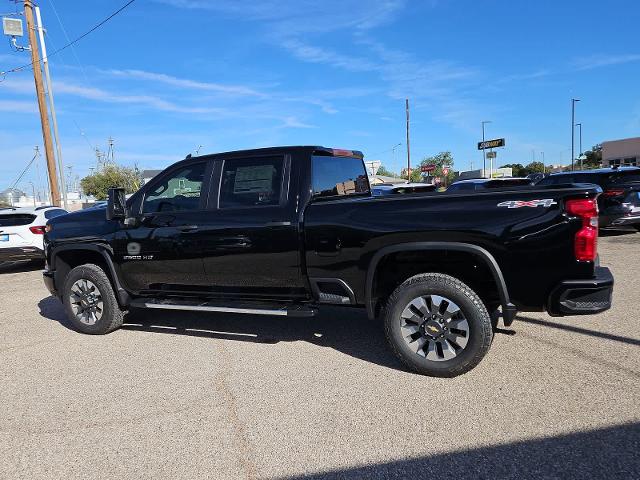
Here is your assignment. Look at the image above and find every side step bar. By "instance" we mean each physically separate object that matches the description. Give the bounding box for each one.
[130,298,317,318]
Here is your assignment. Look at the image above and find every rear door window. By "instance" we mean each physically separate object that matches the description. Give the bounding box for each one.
[312,156,370,198]
[0,214,36,226]
[219,156,285,208]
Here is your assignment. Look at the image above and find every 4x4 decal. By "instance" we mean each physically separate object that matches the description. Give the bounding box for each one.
[497,199,557,208]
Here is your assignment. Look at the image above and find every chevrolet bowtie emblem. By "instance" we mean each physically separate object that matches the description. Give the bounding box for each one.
[427,325,439,333]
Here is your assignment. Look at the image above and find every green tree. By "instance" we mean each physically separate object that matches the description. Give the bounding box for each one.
[377,165,398,178]
[582,144,602,169]
[80,163,142,200]
[419,151,455,184]
[499,163,526,177]
[524,161,546,174]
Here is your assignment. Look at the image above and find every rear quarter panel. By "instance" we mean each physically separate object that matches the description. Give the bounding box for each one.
[303,186,598,311]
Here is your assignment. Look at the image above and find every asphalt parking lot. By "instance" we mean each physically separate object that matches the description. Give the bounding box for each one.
[0,231,638,479]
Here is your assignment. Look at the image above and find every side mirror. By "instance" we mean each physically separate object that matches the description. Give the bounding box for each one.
[106,187,127,220]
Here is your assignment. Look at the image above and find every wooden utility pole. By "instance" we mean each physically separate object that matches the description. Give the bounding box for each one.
[24,0,60,206]
[405,98,411,181]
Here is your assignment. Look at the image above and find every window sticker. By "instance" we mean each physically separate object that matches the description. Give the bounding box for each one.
[234,165,274,194]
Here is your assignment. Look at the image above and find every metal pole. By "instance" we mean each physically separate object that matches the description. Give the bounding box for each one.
[405,99,411,181]
[23,0,60,206]
[481,120,491,178]
[35,6,67,209]
[29,182,36,206]
[541,151,545,173]
[482,123,486,177]
[571,98,580,171]
[576,123,583,169]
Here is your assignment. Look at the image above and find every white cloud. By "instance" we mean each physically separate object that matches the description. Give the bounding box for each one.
[105,69,266,97]
[573,54,640,70]
[497,69,551,83]
[279,39,378,72]
[155,0,405,33]
[0,100,37,113]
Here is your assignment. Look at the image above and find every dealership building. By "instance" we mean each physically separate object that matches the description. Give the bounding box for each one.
[602,137,640,167]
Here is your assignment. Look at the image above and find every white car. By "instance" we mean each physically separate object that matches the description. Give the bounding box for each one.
[0,206,68,265]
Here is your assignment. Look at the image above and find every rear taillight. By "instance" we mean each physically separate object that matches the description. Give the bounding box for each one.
[565,198,598,262]
[29,226,46,235]
[603,188,625,197]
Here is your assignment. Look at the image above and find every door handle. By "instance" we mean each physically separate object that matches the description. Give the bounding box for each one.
[178,225,199,232]
[266,221,292,227]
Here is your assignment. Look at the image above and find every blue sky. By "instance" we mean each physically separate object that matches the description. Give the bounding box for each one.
[1,0,639,193]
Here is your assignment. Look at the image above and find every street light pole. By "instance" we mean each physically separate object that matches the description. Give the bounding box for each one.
[405,99,411,181]
[34,6,67,209]
[571,98,580,171]
[575,123,583,169]
[481,120,492,178]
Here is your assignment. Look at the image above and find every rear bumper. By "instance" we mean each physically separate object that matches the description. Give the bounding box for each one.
[0,246,43,262]
[547,267,613,316]
[600,211,640,228]
[609,214,640,227]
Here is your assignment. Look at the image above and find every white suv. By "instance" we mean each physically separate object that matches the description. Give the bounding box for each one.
[0,206,67,265]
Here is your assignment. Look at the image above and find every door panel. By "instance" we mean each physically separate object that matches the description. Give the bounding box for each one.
[115,161,211,293]
[199,155,307,299]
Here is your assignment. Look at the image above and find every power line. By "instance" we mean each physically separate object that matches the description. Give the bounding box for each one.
[9,147,41,192]
[41,25,97,157]
[47,0,91,85]
[0,0,136,76]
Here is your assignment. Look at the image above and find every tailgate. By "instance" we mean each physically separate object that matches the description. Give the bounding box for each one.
[0,226,33,247]
[0,213,38,248]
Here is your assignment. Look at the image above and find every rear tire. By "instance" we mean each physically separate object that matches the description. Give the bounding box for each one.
[382,273,493,377]
[62,264,123,335]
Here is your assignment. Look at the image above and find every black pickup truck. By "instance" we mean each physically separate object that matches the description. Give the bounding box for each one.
[43,146,613,377]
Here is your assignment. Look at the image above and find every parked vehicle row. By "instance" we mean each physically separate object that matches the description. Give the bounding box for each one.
[536,167,640,230]
[42,146,613,377]
[0,206,67,265]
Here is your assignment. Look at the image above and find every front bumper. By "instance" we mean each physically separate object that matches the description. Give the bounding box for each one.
[43,269,57,296]
[547,266,613,316]
[0,246,44,262]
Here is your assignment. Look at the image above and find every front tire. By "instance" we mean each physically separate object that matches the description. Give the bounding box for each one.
[383,273,493,377]
[62,264,124,334]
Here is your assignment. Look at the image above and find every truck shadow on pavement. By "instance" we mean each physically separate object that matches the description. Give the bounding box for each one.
[276,422,639,479]
[517,315,640,347]
[0,259,44,274]
[37,296,406,372]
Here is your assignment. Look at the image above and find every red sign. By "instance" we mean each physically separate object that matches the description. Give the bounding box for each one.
[442,167,450,175]
[421,164,436,173]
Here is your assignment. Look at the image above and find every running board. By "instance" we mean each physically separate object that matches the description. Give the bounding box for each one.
[129,298,317,317]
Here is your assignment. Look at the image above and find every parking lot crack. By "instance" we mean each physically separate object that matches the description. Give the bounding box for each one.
[214,341,257,480]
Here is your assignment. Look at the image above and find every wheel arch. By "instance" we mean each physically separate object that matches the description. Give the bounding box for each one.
[365,242,516,325]
[52,244,130,307]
